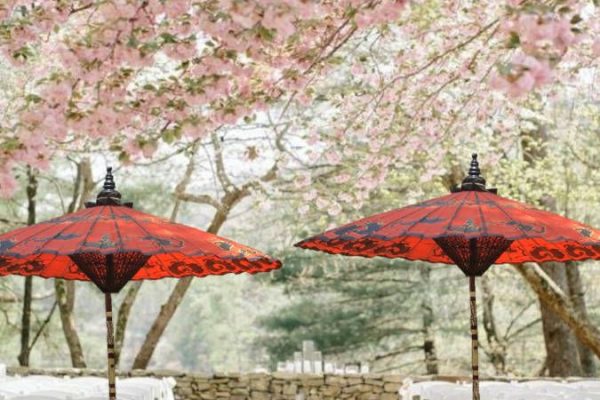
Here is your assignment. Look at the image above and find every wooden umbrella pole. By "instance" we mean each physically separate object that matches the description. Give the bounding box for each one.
[105,293,117,400]
[469,276,480,400]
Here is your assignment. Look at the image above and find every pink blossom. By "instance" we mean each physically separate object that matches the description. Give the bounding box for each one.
[165,0,190,19]
[324,150,341,165]
[294,174,311,188]
[327,202,342,216]
[338,193,353,203]
[142,142,158,158]
[0,173,18,198]
[334,174,351,184]
[298,205,310,215]
[40,114,68,140]
[315,197,329,210]
[262,7,296,39]
[355,13,373,29]
[20,110,43,127]
[593,38,600,57]
[303,189,317,202]
[43,81,72,106]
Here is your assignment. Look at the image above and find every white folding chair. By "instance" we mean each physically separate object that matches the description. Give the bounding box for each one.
[407,381,457,398]
[10,395,72,400]
[120,378,161,400]
[571,381,600,390]
[426,384,468,398]
[576,393,600,400]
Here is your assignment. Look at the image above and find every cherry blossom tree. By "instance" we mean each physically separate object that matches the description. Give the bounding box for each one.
[1,0,598,200]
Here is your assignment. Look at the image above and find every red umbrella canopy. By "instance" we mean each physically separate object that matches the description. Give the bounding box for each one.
[296,155,600,276]
[0,168,281,293]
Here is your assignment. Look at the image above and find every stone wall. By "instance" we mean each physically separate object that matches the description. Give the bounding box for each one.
[7,367,411,400]
[11,367,577,400]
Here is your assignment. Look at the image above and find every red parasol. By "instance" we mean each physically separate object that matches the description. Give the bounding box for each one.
[0,168,281,400]
[296,154,600,400]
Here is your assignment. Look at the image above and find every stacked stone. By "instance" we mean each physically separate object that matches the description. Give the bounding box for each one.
[168,372,405,400]
[6,367,407,400]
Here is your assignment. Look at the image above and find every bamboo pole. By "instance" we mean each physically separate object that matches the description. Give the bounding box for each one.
[469,276,480,400]
[105,293,117,400]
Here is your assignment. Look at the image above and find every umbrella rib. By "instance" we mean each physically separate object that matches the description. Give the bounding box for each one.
[440,191,470,236]
[1,207,96,255]
[371,201,440,237]
[371,194,463,238]
[29,208,99,256]
[492,200,550,252]
[489,201,549,263]
[117,208,170,254]
[79,206,107,251]
[403,203,449,237]
[114,208,173,275]
[108,206,124,252]
[24,217,96,273]
[474,192,489,236]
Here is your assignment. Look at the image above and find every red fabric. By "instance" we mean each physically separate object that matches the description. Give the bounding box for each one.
[0,205,281,282]
[296,191,600,265]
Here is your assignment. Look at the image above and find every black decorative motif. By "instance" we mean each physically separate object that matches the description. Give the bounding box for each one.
[45,214,90,224]
[168,261,205,276]
[394,216,444,226]
[375,241,411,256]
[449,219,480,233]
[217,242,232,250]
[578,228,592,238]
[564,245,596,258]
[86,234,118,249]
[34,233,79,242]
[206,259,235,273]
[330,222,382,240]
[342,237,379,253]
[142,236,183,248]
[0,240,15,252]
[506,220,545,234]
[529,246,565,260]
[0,258,46,275]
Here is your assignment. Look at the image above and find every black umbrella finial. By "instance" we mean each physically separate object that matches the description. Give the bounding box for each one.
[468,153,481,177]
[103,167,116,191]
[86,167,133,208]
[95,167,122,206]
[455,153,497,193]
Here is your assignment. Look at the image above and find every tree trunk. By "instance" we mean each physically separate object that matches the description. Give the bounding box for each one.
[18,276,33,366]
[53,159,95,367]
[520,125,585,376]
[18,167,38,366]
[55,279,86,367]
[113,154,197,368]
[538,262,582,376]
[132,189,246,369]
[420,264,438,374]
[114,281,142,367]
[514,263,600,361]
[566,262,596,376]
[131,277,193,369]
[481,275,507,375]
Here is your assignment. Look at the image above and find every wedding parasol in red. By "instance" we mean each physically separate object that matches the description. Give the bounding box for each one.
[296,154,600,400]
[0,168,281,400]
